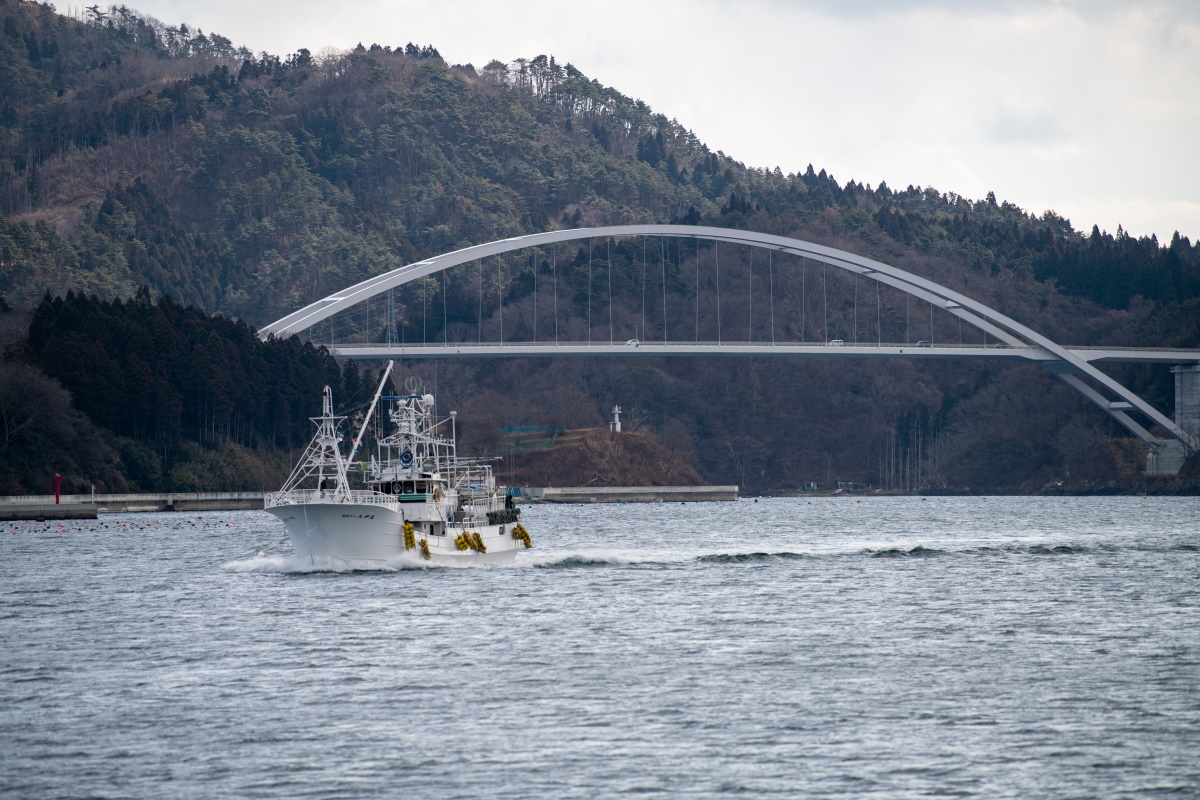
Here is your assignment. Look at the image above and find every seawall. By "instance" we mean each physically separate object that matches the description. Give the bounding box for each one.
[0,492,265,518]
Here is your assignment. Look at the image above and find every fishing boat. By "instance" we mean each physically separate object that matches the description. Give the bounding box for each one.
[264,362,531,566]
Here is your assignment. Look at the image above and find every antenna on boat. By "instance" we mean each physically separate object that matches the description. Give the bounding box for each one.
[349,360,395,462]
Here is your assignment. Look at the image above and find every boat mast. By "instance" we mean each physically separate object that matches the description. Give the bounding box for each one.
[316,386,352,500]
[349,360,394,463]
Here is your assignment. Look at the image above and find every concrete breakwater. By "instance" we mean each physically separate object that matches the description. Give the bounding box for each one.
[522,486,738,503]
[0,502,99,521]
[0,492,265,519]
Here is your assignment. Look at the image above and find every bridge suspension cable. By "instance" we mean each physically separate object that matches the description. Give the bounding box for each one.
[715,240,722,345]
[822,264,828,341]
[608,237,613,346]
[588,240,592,344]
[694,238,699,342]
[876,280,882,347]
[747,245,753,341]
[552,242,559,344]
[641,238,647,341]
[769,249,775,345]
[660,235,667,343]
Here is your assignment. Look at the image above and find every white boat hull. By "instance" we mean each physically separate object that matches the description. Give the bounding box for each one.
[265,501,524,566]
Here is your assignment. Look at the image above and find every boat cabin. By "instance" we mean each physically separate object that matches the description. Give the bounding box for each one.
[373,479,440,499]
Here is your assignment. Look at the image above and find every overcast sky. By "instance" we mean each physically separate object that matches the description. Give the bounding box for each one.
[127,0,1200,241]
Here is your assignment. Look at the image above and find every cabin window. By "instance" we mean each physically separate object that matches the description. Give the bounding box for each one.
[416,481,427,495]
[403,481,415,495]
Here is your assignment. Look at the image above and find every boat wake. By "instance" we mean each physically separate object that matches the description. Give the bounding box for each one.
[223,541,1198,575]
[222,551,437,573]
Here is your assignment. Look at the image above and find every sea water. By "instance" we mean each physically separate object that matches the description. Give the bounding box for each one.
[1,496,1197,798]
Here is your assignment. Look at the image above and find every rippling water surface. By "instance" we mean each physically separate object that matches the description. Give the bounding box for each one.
[2,496,1198,798]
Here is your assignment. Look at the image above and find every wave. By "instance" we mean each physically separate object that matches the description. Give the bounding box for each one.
[531,550,813,568]
[696,551,809,563]
[529,551,676,569]
[699,543,1120,561]
[1027,544,1085,555]
[868,545,945,558]
[864,543,1095,558]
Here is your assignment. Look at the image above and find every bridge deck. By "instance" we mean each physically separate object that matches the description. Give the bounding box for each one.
[328,342,1200,364]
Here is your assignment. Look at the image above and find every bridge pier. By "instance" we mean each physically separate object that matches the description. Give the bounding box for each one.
[1174,365,1200,443]
[1147,440,1188,475]
[1146,365,1200,476]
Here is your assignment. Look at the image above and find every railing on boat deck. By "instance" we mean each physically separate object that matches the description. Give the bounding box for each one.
[264,489,401,508]
[265,487,507,518]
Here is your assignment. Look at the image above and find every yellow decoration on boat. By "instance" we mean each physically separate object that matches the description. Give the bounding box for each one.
[418,538,431,560]
[402,522,416,550]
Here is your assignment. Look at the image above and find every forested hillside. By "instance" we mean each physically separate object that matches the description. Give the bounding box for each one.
[3,289,389,494]
[1,0,1198,494]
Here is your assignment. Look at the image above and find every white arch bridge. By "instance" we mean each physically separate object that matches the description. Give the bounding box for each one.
[261,225,1200,475]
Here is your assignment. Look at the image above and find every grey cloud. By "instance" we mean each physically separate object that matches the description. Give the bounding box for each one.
[983,108,1067,145]
[749,0,1200,22]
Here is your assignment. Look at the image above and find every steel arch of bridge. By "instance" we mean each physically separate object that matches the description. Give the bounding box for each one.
[260,225,1198,455]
